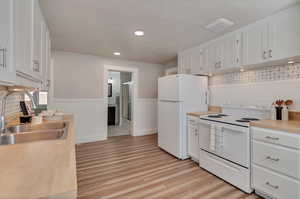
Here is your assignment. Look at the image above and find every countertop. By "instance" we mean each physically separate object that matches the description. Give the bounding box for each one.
[187,111,220,117]
[250,120,300,135]
[0,114,78,199]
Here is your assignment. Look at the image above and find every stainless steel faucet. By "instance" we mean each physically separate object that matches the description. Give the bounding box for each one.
[0,89,37,133]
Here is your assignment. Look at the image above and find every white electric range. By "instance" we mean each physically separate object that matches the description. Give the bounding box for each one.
[198,107,270,193]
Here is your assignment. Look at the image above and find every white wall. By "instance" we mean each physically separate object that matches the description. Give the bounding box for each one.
[52,51,164,98]
[50,51,164,143]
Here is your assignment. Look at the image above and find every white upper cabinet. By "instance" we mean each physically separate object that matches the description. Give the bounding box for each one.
[32,0,43,78]
[179,4,300,75]
[0,0,15,85]
[268,5,300,61]
[190,46,208,75]
[14,0,33,76]
[178,51,191,74]
[13,0,51,88]
[242,21,265,66]
[223,32,242,69]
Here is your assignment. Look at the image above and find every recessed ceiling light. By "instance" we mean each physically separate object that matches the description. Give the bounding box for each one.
[240,68,245,72]
[288,61,295,64]
[134,30,144,36]
[113,52,121,56]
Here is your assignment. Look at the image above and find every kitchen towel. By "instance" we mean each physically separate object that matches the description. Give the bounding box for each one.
[216,126,224,152]
[209,125,216,151]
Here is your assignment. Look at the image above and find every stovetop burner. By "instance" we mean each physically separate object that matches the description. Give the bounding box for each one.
[236,120,250,123]
[207,114,229,118]
[218,114,228,117]
[208,115,222,118]
[241,118,259,121]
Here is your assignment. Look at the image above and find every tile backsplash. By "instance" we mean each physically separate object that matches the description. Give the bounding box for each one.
[209,63,300,85]
[0,91,22,116]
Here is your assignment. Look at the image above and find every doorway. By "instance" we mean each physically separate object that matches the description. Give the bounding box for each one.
[103,65,138,138]
[107,71,132,137]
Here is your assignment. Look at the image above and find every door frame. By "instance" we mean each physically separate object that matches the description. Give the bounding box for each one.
[103,65,138,137]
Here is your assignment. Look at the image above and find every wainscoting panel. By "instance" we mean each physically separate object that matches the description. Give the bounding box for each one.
[50,98,158,143]
[49,98,108,143]
[134,98,158,136]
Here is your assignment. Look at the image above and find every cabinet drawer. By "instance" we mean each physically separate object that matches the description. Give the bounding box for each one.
[252,140,300,180]
[252,165,300,199]
[200,150,252,193]
[251,127,300,150]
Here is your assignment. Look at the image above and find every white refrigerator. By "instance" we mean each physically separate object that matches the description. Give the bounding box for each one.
[158,74,208,159]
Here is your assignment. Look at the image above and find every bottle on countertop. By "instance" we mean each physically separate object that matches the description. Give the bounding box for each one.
[270,103,276,120]
[282,105,289,121]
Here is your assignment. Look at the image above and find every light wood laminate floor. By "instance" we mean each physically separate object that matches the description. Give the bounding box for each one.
[76,134,261,199]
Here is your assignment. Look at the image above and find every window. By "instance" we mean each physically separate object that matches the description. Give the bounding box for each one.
[24,91,48,105]
[38,92,48,105]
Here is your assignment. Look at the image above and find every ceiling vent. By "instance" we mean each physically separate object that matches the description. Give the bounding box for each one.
[205,18,235,33]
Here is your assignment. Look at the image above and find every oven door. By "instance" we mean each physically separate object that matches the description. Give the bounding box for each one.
[220,124,250,168]
[199,119,250,168]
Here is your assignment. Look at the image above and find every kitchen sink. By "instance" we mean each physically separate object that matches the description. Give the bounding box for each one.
[0,122,68,146]
[5,124,31,133]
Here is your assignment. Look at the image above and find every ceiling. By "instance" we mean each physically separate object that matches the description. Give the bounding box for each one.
[40,0,300,64]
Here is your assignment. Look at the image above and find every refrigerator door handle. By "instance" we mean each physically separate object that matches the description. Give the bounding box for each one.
[205,90,209,105]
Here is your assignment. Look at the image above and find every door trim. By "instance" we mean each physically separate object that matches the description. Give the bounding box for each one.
[103,65,138,137]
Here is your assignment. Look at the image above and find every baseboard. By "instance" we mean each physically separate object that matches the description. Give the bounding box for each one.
[134,129,157,136]
[43,189,77,199]
[76,134,107,144]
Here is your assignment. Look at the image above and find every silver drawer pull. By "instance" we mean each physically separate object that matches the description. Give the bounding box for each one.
[266,182,279,189]
[265,136,279,141]
[266,156,280,162]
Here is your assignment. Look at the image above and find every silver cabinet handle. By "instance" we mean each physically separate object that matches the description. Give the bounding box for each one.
[0,48,6,68]
[265,136,279,141]
[266,156,280,162]
[269,49,273,58]
[215,61,221,69]
[263,51,267,59]
[265,182,279,189]
[33,60,40,72]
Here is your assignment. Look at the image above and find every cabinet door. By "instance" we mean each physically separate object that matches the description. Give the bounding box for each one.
[41,21,47,89]
[208,44,217,73]
[179,52,191,74]
[215,41,225,70]
[190,47,207,75]
[44,29,51,90]
[32,0,43,78]
[223,33,242,69]
[14,0,33,75]
[0,0,15,85]
[188,117,199,161]
[242,22,265,66]
[269,5,300,61]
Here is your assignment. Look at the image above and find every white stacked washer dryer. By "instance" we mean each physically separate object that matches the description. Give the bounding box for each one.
[158,74,208,160]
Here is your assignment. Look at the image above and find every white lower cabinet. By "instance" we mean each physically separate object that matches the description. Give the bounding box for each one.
[251,127,300,199]
[252,165,300,199]
[187,116,199,162]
